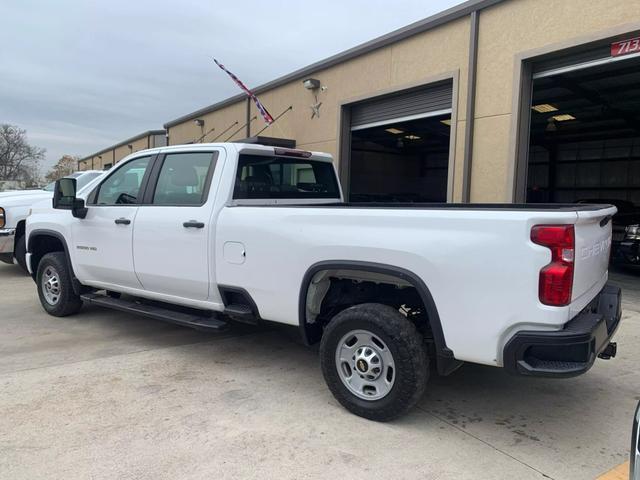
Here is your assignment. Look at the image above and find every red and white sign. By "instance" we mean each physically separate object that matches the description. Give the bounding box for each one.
[611,37,640,57]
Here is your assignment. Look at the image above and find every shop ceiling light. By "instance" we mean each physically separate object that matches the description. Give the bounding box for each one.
[532,104,558,113]
[405,134,421,140]
[440,119,452,126]
[385,128,404,134]
[552,114,576,122]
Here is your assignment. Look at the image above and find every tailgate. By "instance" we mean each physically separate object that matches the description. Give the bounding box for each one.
[572,206,617,304]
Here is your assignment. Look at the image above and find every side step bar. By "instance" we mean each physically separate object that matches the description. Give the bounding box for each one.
[223,303,258,324]
[81,293,227,332]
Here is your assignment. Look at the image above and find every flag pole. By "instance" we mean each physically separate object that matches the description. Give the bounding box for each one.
[225,116,257,142]
[213,58,275,125]
[210,121,240,142]
[253,106,293,137]
[194,127,215,143]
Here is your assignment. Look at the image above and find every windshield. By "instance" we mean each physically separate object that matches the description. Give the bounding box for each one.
[76,172,102,190]
[42,171,101,192]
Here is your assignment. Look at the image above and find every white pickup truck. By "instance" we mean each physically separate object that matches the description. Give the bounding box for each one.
[0,170,103,271]
[25,143,622,421]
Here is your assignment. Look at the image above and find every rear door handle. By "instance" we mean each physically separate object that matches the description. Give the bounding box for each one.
[114,218,131,225]
[183,220,205,229]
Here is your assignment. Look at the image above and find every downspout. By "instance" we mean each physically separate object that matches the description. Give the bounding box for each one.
[246,97,251,138]
[462,9,480,203]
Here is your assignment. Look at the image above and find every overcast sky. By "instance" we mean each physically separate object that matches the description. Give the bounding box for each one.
[0,0,463,171]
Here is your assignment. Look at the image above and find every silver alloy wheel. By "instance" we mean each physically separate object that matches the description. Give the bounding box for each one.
[335,329,395,401]
[42,265,61,306]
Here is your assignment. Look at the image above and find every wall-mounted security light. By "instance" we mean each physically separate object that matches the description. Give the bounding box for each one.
[194,119,205,127]
[303,78,321,90]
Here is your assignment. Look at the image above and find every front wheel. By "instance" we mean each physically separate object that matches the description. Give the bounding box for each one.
[36,252,82,317]
[320,303,429,421]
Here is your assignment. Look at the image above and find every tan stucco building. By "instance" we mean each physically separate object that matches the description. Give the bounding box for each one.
[85,0,640,206]
[78,130,166,171]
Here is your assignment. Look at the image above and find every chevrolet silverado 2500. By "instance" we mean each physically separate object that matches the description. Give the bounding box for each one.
[25,143,622,420]
[0,170,103,271]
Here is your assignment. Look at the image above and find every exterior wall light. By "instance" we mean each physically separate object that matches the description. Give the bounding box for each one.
[303,78,321,90]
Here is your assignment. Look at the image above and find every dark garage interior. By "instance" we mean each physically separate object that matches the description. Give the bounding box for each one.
[349,114,451,202]
[526,54,640,264]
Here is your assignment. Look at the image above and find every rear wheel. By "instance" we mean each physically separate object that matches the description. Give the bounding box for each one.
[36,252,82,317]
[320,303,428,421]
[14,234,28,273]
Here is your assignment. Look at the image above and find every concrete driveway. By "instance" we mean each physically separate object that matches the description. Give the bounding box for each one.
[1,263,638,480]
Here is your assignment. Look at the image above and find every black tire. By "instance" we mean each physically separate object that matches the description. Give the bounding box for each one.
[14,234,28,273]
[320,303,428,421]
[36,252,82,317]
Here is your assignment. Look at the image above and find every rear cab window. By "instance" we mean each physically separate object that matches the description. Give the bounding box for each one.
[233,154,340,201]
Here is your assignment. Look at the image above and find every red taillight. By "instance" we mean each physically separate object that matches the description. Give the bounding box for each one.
[531,224,575,306]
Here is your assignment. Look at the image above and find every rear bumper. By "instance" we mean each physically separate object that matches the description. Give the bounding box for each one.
[0,228,16,254]
[503,283,622,378]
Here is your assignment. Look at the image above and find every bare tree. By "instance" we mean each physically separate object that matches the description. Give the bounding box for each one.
[45,155,78,182]
[0,124,45,184]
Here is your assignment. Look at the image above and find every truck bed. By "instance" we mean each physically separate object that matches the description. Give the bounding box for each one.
[237,202,614,212]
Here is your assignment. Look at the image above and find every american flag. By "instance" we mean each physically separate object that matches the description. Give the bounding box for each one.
[213,58,274,125]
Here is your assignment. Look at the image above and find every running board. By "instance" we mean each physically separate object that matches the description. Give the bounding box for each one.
[223,304,258,324]
[80,293,227,332]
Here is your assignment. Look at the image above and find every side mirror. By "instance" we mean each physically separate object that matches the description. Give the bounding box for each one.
[53,178,88,219]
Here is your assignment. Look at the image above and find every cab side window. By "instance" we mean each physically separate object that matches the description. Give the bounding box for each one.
[94,156,150,205]
[151,152,215,206]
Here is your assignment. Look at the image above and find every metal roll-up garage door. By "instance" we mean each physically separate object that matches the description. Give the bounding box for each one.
[531,44,612,77]
[350,81,453,131]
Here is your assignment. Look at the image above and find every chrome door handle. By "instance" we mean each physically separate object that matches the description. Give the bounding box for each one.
[183,220,205,229]
[114,218,131,225]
